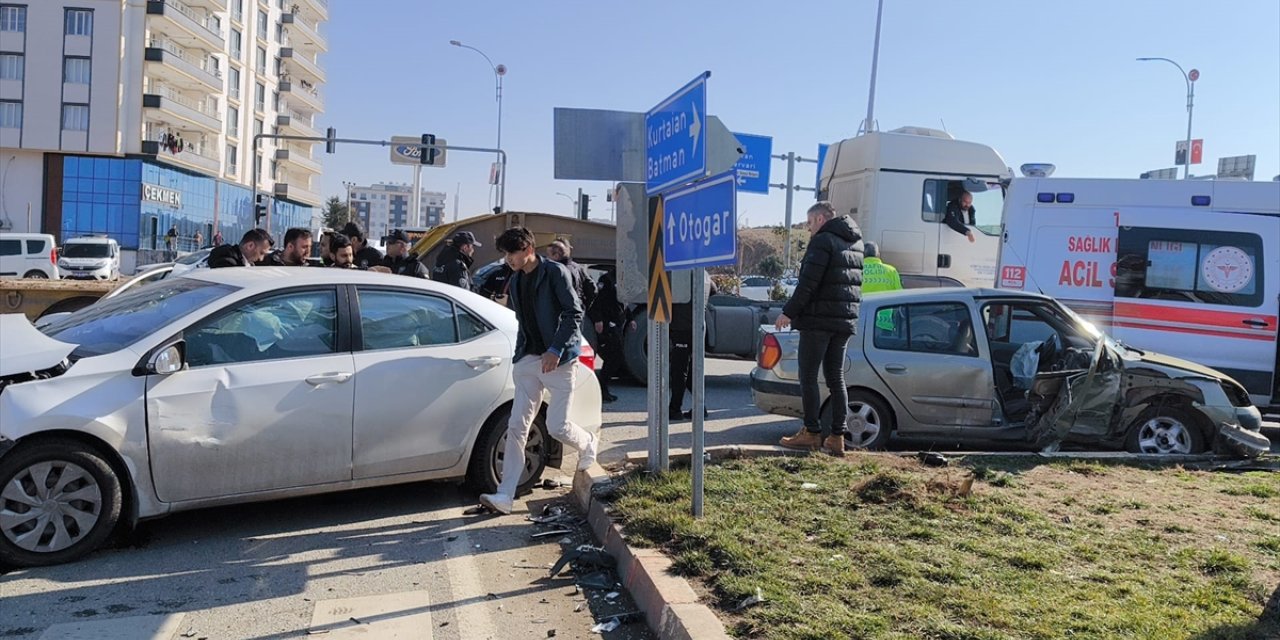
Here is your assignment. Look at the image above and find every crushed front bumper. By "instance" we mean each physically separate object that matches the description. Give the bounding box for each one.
[1213,407,1271,458]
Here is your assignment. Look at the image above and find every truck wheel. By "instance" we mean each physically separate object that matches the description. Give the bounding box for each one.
[821,390,894,450]
[467,407,549,494]
[622,314,649,384]
[23,270,49,279]
[0,440,123,567]
[1124,406,1206,455]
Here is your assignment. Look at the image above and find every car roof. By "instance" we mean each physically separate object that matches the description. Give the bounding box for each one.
[867,287,1052,303]
[64,236,116,244]
[184,266,495,302]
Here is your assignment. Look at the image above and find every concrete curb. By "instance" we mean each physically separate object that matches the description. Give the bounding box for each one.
[572,465,732,640]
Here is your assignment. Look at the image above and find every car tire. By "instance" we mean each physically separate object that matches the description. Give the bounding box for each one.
[0,440,123,568]
[622,313,649,384]
[1124,406,1207,455]
[821,390,894,450]
[467,407,549,495]
[23,270,49,279]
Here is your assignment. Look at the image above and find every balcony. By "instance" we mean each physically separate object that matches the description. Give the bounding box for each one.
[276,148,322,174]
[275,179,321,206]
[277,110,319,137]
[279,80,323,114]
[146,0,224,53]
[279,47,325,84]
[294,0,328,23]
[143,86,222,133]
[143,139,220,174]
[181,0,228,10]
[145,38,222,92]
[281,12,326,52]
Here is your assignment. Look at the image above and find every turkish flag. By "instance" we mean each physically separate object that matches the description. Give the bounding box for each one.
[1190,139,1204,165]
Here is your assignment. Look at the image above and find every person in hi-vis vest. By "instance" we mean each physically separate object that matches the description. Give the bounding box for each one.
[861,242,902,332]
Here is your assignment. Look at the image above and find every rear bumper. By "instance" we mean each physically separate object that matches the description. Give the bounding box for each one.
[750,371,805,419]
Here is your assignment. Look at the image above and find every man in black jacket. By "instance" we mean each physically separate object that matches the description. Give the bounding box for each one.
[547,239,596,312]
[669,272,717,420]
[341,222,384,269]
[382,229,428,278]
[943,190,976,243]
[587,269,631,403]
[208,228,272,268]
[775,201,863,456]
[479,227,598,515]
[432,231,479,290]
[258,227,312,266]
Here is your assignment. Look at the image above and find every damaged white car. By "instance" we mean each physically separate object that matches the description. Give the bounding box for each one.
[752,289,1270,457]
[0,268,601,567]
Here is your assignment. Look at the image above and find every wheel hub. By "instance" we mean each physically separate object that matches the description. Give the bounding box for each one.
[1,461,103,553]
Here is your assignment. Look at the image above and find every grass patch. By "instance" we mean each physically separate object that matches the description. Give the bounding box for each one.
[1222,484,1280,499]
[611,455,1280,640]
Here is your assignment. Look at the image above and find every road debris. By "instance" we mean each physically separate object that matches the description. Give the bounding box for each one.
[591,618,620,633]
[733,587,766,611]
[550,544,615,578]
[800,482,820,490]
[532,528,575,539]
[917,451,949,467]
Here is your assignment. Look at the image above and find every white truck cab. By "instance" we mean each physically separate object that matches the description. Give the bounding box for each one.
[59,235,121,280]
[819,127,1011,288]
[997,178,1280,409]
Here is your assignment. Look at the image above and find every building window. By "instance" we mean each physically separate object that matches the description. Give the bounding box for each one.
[227,106,239,137]
[63,56,90,84]
[275,21,282,43]
[229,28,241,55]
[257,9,267,39]
[230,0,243,23]
[65,9,93,36]
[0,100,21,129]
[254,82,264,111]
[228,66,240,99]
[254,118,263,138]
[226,144,238,174]
[0,5,26,32]
[61,103,89,131]
[256,46,266,74]
[0,53,21,81]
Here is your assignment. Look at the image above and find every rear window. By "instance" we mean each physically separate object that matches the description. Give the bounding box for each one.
[0,239,19,256]
[26,240,47,254]
[41,278,237,358]
[62,242,113,258]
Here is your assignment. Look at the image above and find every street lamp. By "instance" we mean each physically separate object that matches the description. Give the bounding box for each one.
[341,180,356,225]
[450,40,506,208]
[555,192,576,217]
[1136,57,1198,179]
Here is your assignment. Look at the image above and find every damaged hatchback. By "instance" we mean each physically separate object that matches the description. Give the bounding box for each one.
[752,289,1270,457]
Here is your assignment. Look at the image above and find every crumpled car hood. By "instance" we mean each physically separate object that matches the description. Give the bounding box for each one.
[1130,350,1228,381]
[0,313,76,377]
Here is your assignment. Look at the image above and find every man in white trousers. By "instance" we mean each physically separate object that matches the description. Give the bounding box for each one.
[480,227,599,514]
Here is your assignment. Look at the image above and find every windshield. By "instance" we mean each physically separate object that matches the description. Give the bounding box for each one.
[969,182,1004,236]
[176,249,210,265]
[62,243,112,258]
[41,278,237,358]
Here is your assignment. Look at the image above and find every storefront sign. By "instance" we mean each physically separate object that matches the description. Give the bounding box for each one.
[142,184,182,208]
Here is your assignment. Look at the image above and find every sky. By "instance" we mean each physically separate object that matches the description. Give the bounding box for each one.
[317,0,1280,228]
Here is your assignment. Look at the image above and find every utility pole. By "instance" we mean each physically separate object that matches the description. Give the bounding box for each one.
[769,152,819,270]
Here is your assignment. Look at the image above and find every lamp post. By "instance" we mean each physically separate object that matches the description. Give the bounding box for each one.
[1137,57,1197,179]
[341,180,356,225]
[450,40,506,208]
[555,192,576,217]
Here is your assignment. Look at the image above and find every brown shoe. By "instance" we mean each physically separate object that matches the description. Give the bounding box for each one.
[779,429,822,451]
[821,435,846,457]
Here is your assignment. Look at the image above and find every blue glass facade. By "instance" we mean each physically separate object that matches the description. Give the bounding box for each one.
[52,155,314,254]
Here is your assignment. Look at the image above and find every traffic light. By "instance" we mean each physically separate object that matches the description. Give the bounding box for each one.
[254,193,269,225]
[578,194,590,220]
[325,127,337,154]
[420,134,437,166]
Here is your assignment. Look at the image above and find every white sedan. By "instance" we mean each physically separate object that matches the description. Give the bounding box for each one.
[0,268,601,567]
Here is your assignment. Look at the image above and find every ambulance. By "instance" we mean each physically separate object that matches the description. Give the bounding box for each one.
[996,177,1280,409]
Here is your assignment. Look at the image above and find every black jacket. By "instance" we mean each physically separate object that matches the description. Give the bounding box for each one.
[588,272,625,325]
[944,200,975,236]
[670,274,719,333]
[207,244,250,269]
[354,245,384,270]
[432,245,474,290]
[783,215,863,333]
[256,250,309,267]
[385,253,428,278]
[478,264,513,300]
[559,258,597,312]
[507,256,583,364]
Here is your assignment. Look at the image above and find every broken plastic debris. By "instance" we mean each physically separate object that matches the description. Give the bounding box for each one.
[591,619,620,633]
[605,592,620,600]
[532,528,574,539]
[463,505,489,515]
[548,630,557,638]
[574,603,584,612]
[733,587,765,612]
[800,482,819,490]
[917,451,949,467]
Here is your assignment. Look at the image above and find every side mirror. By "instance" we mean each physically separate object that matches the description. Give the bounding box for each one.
[149,344,185,375]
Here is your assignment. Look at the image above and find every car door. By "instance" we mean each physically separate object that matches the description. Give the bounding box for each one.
[146,286,356,503]
[863,300,996,428]
[1111,210,1280,405]
[350,287,511,479]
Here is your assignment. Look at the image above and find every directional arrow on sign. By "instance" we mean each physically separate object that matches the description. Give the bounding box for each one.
[690,104,702,156]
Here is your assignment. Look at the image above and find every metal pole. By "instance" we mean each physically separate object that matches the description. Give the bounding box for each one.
[784,152,796,269]
[453,182,460,223]
[1185,79,1195,180]
[658,319,670,472]
[496,71,503,209]
[691,267,706,517]
[576,187,583,219]
[647,316,660,470]
[411,165,422,227]
[864,0,885,134]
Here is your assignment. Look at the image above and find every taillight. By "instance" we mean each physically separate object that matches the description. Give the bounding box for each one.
[758,333,782,370]
[51,247,58,264]
[578,344,596,370]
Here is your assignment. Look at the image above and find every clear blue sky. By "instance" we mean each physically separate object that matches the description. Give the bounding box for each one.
[318,0,1280,227]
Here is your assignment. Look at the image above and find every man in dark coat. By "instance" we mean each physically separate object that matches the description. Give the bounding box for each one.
[587,269,632,403]
[382,229,428,278]
[943,190,976,243]
[257,227,312,266]
[208,228,272,268]
[775,201,863,456]
[547,239,596,313]
[669,272,717,420]
[432,231,479,290]
[341,222,384,269]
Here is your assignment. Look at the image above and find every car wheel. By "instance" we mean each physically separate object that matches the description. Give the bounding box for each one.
[467,407,549,494]
[23,270,49,279]
[1124,406,1207,455]
[0,440,123,567]
[821,390,894,450]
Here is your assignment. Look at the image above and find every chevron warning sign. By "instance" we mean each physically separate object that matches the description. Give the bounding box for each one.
[647,195,672,322]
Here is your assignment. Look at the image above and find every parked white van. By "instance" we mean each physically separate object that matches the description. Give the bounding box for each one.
[59,235,121,280]
[997,178,1280,409]
[0,233,60,279]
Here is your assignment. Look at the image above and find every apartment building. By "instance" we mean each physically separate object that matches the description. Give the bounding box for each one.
[0,0,327,269]
[349,183,447,243]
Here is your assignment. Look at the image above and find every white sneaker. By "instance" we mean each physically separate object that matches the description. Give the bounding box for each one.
[479,493,513,515]
[577,432,599,472]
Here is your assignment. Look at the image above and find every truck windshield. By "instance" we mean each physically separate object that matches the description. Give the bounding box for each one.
[970,183,1004,236]
[62,243,113,258]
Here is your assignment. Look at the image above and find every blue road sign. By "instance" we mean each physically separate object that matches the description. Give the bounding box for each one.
[662,170,737,269]
[815,143,831,196]
[646,72,709,195]
[732,133,772,194]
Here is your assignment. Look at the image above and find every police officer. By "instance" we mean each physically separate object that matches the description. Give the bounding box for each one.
[383,229,428,278]
[861,241,902,332]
